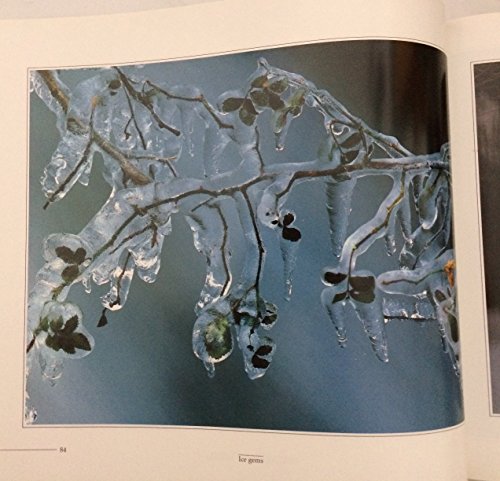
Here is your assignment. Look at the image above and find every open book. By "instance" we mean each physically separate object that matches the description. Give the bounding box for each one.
[1,1,499,479]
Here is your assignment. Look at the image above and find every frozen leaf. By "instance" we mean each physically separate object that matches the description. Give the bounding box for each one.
[268,78,288,94]
[250,90,269,108]
[251,75,268,88]
[222,97,245,112]
[268,92,285,111]
[239,104,256,127]
[192,299,234,377]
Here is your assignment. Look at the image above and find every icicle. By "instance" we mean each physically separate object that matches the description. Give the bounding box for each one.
[202,125,230,176]
[352,294,388,362]
[169,86,203,157]
[325,177,356,258]
[337,173,403,274]
[396,193,413,243]
[233,192,262,293]
[321,287,348,346]
[384,205,398,256]
[280,233,300,301]
[416,170,443,229]
[129,222,168,284]
[101,252,135,311]
[38,350,64,386]
[186,203,231,312]
[272,108,293,151]
[429,279,460,375]
[41,129,94,205]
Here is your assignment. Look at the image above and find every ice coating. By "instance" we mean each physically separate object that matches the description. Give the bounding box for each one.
[336,173,404,274]
[27,57,457,397]
[40,70,119,206]
[31,71,70,134]
[186,203,232,312]
[192,298,234,377]
[233,192,262,293]
[28,300,94,386]
[256,173,294,227]
[101,252,135,310]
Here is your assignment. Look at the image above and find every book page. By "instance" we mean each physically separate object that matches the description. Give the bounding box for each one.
[1,1,466,480]
[447,12,500,481]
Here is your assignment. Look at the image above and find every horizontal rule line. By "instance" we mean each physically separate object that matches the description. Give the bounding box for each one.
[239,453,264,457]
[0,448,58,452]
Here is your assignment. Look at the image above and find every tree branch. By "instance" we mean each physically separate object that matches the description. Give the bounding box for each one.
[37,70,152,187]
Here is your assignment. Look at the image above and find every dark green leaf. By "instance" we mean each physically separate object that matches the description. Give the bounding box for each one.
[222,97,245,112]
[58,336,76,354]
[261,314,277,326]
[250,89,269,107]
[49,316,64,332]
[349,288,375,304]
[251,354,270,369]
[108,79,121,90]
[242,98,258,115]
[71,333,92,351]
[260,301,278,326]
[97,310,108,327]
[282,212,295,226]
[333,291,347,303]
[239,108,256,126]
[268,92,285,111]
[251,75,268,88]
[73,248,87,265]
[349,275,375,292]
[434,290,447,303]
[289,88,306,107]
[282,227,301,242]
[274,111,287,133]
[61,315,78,334]
[39,316,50,332]
[45,335,60,351]
[255,345,273,356]
[55,246,76,263]
[61,264,79,283]
[324,271,347,285]
[204,316,232,360]
[269,78,288,94]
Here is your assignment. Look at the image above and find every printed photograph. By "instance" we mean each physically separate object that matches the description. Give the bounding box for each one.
[473,60,500,414]
[26,40,462,432]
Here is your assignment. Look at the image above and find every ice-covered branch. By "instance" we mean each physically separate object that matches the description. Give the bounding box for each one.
[27,58,456,387]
